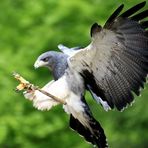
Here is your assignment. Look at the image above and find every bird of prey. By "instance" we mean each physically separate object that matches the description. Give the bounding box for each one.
[24,2,148,148]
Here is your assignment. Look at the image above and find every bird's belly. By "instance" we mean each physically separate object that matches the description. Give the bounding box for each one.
[63,92,89,128]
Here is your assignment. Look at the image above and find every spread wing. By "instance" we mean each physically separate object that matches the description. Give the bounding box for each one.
[67,2,148,111]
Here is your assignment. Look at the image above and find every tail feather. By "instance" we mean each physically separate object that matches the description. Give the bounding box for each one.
[70,115,96,145]
[69,97,108,148]
[70,115,108,148]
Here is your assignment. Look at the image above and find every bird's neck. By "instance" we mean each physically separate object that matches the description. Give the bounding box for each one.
[51,59,68,80]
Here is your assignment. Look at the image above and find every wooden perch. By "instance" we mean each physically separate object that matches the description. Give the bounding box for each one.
[13,72,66,105]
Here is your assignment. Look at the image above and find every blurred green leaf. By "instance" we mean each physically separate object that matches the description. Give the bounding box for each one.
[0,0,147,147]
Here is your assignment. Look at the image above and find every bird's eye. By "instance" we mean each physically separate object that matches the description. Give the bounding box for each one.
[42,57,49,62]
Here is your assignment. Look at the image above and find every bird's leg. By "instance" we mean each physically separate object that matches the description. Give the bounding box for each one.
[13,72,66,105]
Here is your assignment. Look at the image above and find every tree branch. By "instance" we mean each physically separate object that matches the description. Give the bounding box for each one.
[13,72,66,105]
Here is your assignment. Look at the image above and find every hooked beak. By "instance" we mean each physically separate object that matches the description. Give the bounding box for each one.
[34,60,45,69]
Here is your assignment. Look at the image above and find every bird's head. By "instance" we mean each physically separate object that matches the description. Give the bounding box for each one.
[34,51,57,70]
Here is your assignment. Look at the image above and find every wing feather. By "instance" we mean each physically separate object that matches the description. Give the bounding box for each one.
[120,1,146,17]
[130,10,148,21]
[104,4,124,28]
[140,20,148,29]
[68,2,148,111]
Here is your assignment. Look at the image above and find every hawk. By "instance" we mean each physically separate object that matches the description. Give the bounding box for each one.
[24,2,148,148]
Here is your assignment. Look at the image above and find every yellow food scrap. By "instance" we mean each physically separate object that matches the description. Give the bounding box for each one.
[13,72,32,91]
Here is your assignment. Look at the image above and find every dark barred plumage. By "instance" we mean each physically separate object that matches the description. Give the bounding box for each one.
[87,1,148,111]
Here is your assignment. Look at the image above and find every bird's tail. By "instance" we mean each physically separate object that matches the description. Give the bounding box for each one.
[69,97,108,148]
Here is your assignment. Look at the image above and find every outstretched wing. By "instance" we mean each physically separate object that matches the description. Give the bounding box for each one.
[67,2,148,111]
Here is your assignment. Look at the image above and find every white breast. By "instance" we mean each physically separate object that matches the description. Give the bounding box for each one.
[63,92,90,128]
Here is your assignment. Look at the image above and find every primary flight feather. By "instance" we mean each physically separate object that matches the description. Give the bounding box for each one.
[25,2,148,148]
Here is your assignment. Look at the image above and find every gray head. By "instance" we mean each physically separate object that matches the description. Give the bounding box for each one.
[34,51,67,70]
[34,51,68,80]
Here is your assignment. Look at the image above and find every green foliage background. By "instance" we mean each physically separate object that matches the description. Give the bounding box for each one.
[0,0,148,147]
